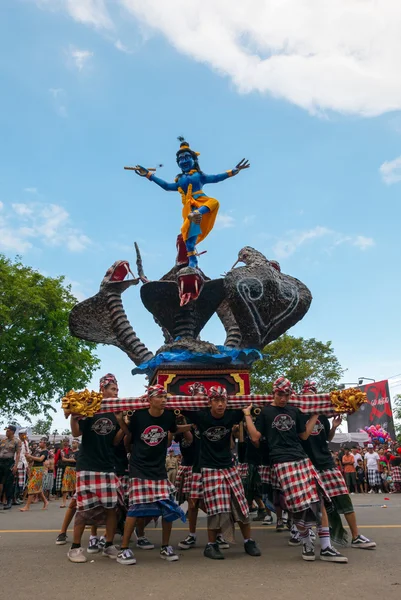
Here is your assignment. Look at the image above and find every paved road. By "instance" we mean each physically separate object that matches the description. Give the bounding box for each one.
[1,494,400,600]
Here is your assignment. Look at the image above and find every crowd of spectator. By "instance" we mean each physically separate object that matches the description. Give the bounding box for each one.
[332,442,401,494]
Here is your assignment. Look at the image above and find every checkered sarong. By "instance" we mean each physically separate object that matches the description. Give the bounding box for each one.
[118,474,130,504]
[55,466,64,492]
[201,466,249,518]
[175,465,192,495]
[128,477,174,507]
[237,463,249,480]
[318,467,349,498]
[189,471,203,499]
[76,471,121,511]
[258,465,271,485]
[391,466,401,483]
[273,458,327,513]
[367,469,382,487]
[18,465,27,489]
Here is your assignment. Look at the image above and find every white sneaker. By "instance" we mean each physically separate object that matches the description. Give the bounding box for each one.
[67,547,87,563]
[102,545,119,559]
[368,489,374,494]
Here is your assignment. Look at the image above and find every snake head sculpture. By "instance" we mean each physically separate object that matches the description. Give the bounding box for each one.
[69,260,153,366]
[177,267,205,306]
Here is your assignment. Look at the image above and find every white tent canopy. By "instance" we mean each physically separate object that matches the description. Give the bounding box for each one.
[332,431,370,445]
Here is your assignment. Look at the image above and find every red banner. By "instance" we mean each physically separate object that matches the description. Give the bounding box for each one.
[347,379,395,439]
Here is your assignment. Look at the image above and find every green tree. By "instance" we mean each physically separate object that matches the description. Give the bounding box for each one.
[0,255,100,421]
[31,415,53,436]
[251,334,345,394]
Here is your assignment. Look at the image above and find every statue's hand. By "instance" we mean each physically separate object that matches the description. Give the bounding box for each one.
[134,165,150,177]
[233,158,250,175]
[188,211,202,225]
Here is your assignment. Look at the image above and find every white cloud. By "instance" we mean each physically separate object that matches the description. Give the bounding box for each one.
[272,226,374,259]
[49,88,68,118]
[216,212,235,229]
[115,39,132,54]
[69,48,94,70]
[24,187,38,194]
[0,201,92,254]
[353,235,375,251]
[36,0,113,29]
[379,156,401,185]
[35,1,401,116]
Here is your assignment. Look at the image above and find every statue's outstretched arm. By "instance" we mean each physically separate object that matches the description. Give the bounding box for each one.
[134,165,178,191]
[203,159,250,185]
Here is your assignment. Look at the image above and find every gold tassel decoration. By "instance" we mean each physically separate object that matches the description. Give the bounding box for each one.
[61,389,103,418]
[330,387,368,414]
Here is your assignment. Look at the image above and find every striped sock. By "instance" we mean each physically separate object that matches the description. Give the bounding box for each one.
[299,529,310,545]
[317,526,331,550]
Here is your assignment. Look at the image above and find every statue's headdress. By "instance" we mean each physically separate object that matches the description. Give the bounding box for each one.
[176,136,200,163]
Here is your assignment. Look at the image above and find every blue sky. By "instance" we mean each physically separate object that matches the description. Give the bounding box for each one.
[1,1,401,430]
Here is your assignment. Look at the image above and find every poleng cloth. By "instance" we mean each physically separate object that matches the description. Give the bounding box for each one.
[97,393,338,416]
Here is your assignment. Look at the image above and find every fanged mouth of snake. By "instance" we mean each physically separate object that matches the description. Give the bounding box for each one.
[178,269,204,306]
[103,260,136,283]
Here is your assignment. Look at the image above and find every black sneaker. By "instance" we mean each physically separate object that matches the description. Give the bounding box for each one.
[351,535,376,549]
[160,545,179,561]
[56,533,68,545]
[252,509,266,522]
[302,542,316,561]
[320,547,348,563]
[288,533,301,546]
[204,542,225,560]
[244,539,261,557]
[216,534,230,549]
[136,536,155,550]
[178,535,196,550]
[276,519,285,532]
[98,536,106,549]
[87,537,100,554]
[117,548,137,565]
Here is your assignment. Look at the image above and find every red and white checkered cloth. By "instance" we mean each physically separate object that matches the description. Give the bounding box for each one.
[189,471,203,500]
[118,474,130,504]
[76,471,121,511]
[257,465,271,485]
[201,466,249,519]
[128,477,175,506]
[318,467,349,497]
[18,465,27,489]
[391,465,401,483]
[237,463,249,479]
[175,465,192,495]
[272,458,328,513]
[97,392,338,416]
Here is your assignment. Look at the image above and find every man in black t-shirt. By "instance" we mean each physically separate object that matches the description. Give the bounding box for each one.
[246,376,348,564]
[68,373,129,564]
[183,386,261,560]
[117,385,185,566]
[300,380,376,550]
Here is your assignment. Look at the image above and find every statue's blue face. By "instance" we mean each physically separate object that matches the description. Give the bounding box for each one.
[177,151,195,173]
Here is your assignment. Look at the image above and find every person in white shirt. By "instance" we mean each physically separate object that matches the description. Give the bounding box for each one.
[364,445,381,493]
[16,429,29,502]
[352,447,362,465]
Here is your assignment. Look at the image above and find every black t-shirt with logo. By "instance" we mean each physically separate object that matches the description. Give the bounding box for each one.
[114,438,129,476]
[183,409,243,469]
[76,413,118,473]
[32,449,48,467]
[255,405,307,465]
[128,409,177,480]
[300,414,334,470]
